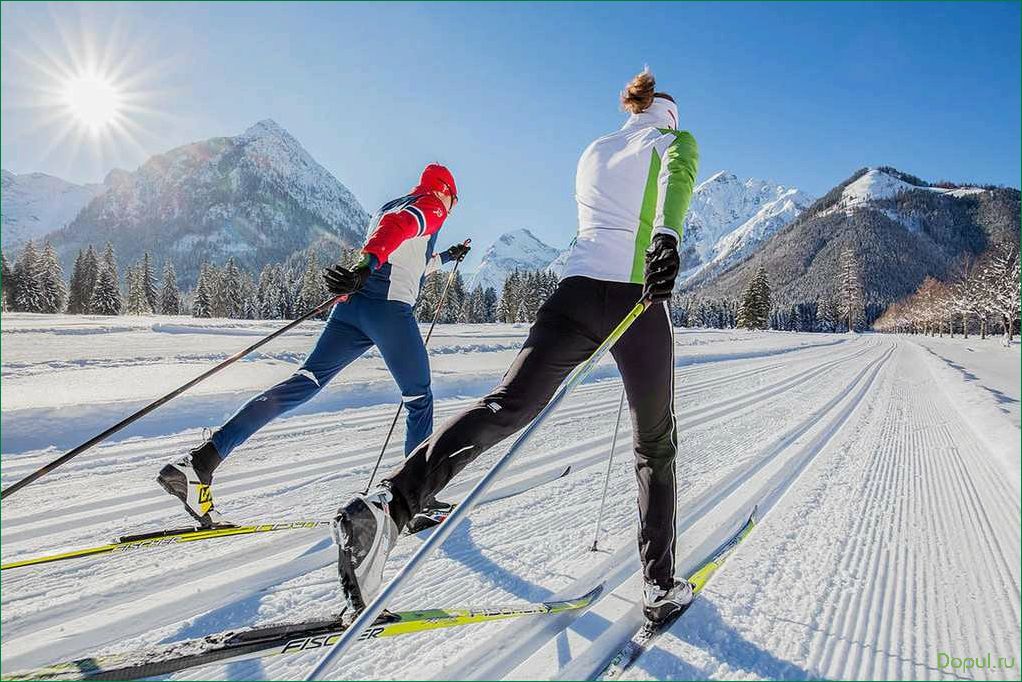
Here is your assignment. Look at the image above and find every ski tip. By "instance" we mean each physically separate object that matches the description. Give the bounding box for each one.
[560,465,572,478]
[749,504,760,523]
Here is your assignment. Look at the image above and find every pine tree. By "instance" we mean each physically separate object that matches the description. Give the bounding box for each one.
[443,270,466,323]
[736,265,771,330]
[817,295,840,332]
[36,242,67,314]
[66,250,88,314]
[192,263,214,318]
[837,246,865,332]
[1,251,13,311]
[217,258,245,318]
[91,258,123,315]
[498,270,521,323]
[140,252,158,313]
[239,270,258,319]
[126,263,153,315]
[160,262,181,315]
[13,240,44,313]
[482,286,498,323]
[258,264,288,319]
[81,246,100,313]
[298,253,328,316]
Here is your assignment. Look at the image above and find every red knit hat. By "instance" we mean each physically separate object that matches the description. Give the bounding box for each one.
[419,163,457,204]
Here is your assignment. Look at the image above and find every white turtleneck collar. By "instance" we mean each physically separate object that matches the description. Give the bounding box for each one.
[621,97,679,131]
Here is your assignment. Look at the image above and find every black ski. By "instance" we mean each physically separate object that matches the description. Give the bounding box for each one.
[7,585,603,681]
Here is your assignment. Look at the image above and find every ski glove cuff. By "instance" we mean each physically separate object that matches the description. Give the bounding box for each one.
[324,263,371,297]
[443,243,471,263]
[643,233,680,304]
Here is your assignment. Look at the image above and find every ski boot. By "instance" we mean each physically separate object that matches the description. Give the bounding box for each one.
[642,579,694,623]
[157,440,224,527]
[405,497,456,535]
[332,487,399,614]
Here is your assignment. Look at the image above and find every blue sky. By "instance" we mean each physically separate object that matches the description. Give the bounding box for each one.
[2,1,1019,259]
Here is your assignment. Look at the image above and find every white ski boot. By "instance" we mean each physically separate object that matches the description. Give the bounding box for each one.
[642,579,693,623]
[156,441,224,527]
[332,488,399,614]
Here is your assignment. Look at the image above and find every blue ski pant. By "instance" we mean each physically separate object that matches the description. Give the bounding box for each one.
[211,294,433,459]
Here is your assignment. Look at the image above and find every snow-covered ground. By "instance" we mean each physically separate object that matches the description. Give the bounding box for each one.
[1,315,1019,681]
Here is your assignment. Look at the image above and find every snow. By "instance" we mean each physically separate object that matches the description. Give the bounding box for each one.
[681,173,813,282]
[467,229,561,293]
[1,170,107,249]
[824,168,990,230]
[1,318,1019,681]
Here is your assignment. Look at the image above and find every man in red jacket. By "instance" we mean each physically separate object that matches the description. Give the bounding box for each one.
[156,164,469,528]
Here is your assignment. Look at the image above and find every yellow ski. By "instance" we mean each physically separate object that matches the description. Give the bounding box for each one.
[7,584,603,681]
[0,521,329,571]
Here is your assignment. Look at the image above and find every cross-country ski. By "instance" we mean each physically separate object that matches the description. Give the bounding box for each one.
[3,4,1020,681]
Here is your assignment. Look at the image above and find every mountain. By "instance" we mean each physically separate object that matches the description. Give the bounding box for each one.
[468,228,561,293]
[680,172,813,282]
[1,170,108,250]
[47,120,368,286]
[687,166,1020,310]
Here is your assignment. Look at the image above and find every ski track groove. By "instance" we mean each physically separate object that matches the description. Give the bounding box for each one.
[4,334,1016,681]
[1,337,871,673]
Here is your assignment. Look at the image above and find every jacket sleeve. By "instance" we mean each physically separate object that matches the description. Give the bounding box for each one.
[363,195,448,266]
[654,131,699,243]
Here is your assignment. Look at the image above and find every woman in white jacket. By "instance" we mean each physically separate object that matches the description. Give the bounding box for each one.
[334,69,700,623]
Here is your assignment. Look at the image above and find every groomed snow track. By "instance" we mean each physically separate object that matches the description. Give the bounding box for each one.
[2,331,1018,681]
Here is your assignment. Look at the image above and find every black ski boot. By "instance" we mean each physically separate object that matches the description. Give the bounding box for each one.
[157,440,224,527]
[406,497,456,534]
[332,488,399,614]
[642,579,693,623]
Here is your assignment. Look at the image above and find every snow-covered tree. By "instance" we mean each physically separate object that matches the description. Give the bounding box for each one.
[736,266,771,330]
[192,263,214,318]
[37,241,68,314]
[125,263,153,315]
[837,246,865,332]
[90,253,122,316]
[979,239,1020,345]
[297,253,329,316]
[482,286,498,323]
[140,252,158,313]
[1,251,13,311]
[498,270,522,323]
[160,262,181,315]
[13,241,44,313]
[68,245,100,314]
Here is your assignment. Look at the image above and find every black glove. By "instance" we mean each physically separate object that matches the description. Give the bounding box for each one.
[443,242,471,262]
[324,263,371,297]
[643,233,680,303]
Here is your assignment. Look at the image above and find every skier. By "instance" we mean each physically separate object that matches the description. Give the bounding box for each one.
[331,69,699,623]
[157,164,469,527]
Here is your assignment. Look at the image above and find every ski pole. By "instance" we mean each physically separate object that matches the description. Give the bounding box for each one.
[303,295,653,681]
[1,295,347,501]
[362,240,470,494]
[589,388,626,552]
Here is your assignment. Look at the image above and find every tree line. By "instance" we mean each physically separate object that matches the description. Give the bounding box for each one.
[1,241,562,326]
[670,245,868,333]
[872,238,1020,344]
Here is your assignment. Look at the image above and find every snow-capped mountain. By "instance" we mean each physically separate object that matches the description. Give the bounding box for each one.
[689,166,1019,307]
[680,172,813,281]
[48,119,368,286]
[468,228,561,293]
[1,170,108,250]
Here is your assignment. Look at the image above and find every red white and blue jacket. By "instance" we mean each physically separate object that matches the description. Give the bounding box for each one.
[359,187,450,305]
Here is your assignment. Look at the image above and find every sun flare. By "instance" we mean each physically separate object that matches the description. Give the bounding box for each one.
[62,74,123,133]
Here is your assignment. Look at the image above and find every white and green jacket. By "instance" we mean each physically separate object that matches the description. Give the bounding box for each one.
[561,98,699,285]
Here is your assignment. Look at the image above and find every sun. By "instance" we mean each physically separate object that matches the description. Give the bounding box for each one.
[62,73,124,133]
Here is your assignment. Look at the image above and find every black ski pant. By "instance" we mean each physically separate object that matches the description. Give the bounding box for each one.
[383,275,678,588]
